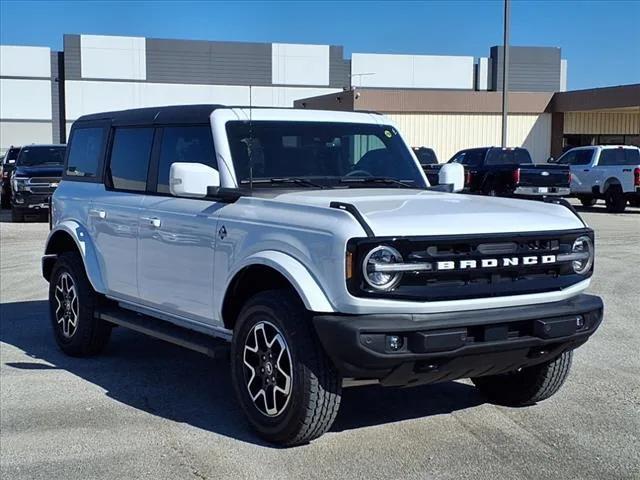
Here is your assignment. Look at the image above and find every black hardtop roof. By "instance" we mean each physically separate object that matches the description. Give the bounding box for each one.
[76,104,224,126]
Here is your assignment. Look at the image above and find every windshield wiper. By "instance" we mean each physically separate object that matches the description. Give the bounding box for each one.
[240,177,326,188]
[340,176,416,188]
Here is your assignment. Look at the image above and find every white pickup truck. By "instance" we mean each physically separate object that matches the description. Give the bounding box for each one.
[43,105,603,446]
[556,145,640,212]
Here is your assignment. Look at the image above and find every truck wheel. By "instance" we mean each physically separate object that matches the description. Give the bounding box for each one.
[605,185,626,213]
[577,195,596,207]
[471,350,573,406]
[48,252,112,356]
[11,208,24,222]
[231,289,342,446]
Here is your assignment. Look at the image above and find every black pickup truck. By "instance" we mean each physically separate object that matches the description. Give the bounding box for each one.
[412,147,442,185]
[449,147,571,198]
[10,144,66,222]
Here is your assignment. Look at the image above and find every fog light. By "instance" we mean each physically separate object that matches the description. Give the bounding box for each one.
[387,335,403,351]
[576,316,585,329]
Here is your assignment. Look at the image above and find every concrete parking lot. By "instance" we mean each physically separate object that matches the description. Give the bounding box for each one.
[1,202,639,480]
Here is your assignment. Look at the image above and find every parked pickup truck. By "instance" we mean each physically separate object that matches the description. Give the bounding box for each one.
[43,106,603,446]
[11,144,66,222]
[555,145,640,212]
[412,146,441,185]
[449,147,571,198]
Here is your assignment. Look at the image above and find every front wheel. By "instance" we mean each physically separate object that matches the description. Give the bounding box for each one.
[48,252,112,356]
[11,208,24,222]
[471,350,573,406]
[577,195,597,207]
[231,289,342,446]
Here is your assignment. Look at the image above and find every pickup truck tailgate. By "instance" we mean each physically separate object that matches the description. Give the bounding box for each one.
[517,165,570,188]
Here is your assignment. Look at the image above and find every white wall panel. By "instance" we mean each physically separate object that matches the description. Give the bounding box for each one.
[0,79,52,120]
[352,53,474,89]
[0,121,53,152]
[81,35,146,80]
[251,86,341,107]
[0,45,51,78]
[386,113,551,163]
[477,57,490,91]
[65,80,250,120]
[272,43,330,86]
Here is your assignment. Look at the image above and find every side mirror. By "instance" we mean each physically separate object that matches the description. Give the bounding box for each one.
[438,162,465,192]
[169,162,220,198]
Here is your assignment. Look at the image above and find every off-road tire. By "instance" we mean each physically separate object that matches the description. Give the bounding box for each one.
[48,252,112,356]
[231,289,342,446]
[11,208,24,222]
[577,195,597,207]
[605,185,626,213]
[471,350,573,406]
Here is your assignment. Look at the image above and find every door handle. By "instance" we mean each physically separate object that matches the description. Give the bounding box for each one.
[88,208,106,219]
[583,169,589,172]
[141,216,161,228]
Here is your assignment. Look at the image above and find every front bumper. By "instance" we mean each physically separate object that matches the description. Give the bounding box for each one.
[11,192,52,210]
[513,186,571,196]
[313,294,603,387]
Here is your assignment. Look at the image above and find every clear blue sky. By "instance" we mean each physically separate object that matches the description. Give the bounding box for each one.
[1,0,638,90]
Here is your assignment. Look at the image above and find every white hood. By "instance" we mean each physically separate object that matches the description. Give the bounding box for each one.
[271,189,585,236]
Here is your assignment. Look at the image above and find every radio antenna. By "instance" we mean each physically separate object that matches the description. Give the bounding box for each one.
[248,85,254,192]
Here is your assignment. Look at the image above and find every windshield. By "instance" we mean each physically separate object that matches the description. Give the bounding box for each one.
[17,146,66,167]
[226,121,426,188]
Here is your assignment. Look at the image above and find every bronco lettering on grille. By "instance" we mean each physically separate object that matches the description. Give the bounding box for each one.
[436,255,556,271]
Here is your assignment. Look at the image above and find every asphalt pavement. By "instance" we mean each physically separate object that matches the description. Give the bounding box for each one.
[1,201,639,480]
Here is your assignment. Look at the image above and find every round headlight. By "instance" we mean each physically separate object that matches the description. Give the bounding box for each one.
[571,235,593,274]
[363,246,403,290]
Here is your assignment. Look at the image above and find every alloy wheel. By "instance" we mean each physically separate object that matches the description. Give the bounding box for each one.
[54,272,79,338]
[243,321,293,417]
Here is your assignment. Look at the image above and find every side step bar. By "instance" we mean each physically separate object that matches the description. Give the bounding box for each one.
[97,307,230,359]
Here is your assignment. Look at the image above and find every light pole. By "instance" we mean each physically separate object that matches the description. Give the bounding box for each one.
[501,0,510,148]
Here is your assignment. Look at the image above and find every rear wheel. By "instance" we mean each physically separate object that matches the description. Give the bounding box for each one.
[605,185,626,213]
[471,351,573,406]
[577,195,596,207]
[48,252,112,356]
[231,289,342,446]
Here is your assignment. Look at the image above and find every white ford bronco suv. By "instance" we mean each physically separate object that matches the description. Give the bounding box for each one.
[43,105,603,446]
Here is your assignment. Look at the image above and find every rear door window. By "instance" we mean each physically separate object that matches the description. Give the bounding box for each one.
[598,149,625,166]
[107,127,154,192]
[156,126,217,194]
[66,127,107,178]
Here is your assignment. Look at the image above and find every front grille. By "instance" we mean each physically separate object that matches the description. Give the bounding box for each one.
[28,186,56,194]
[25,177,60,195]
[347,229,592,301]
